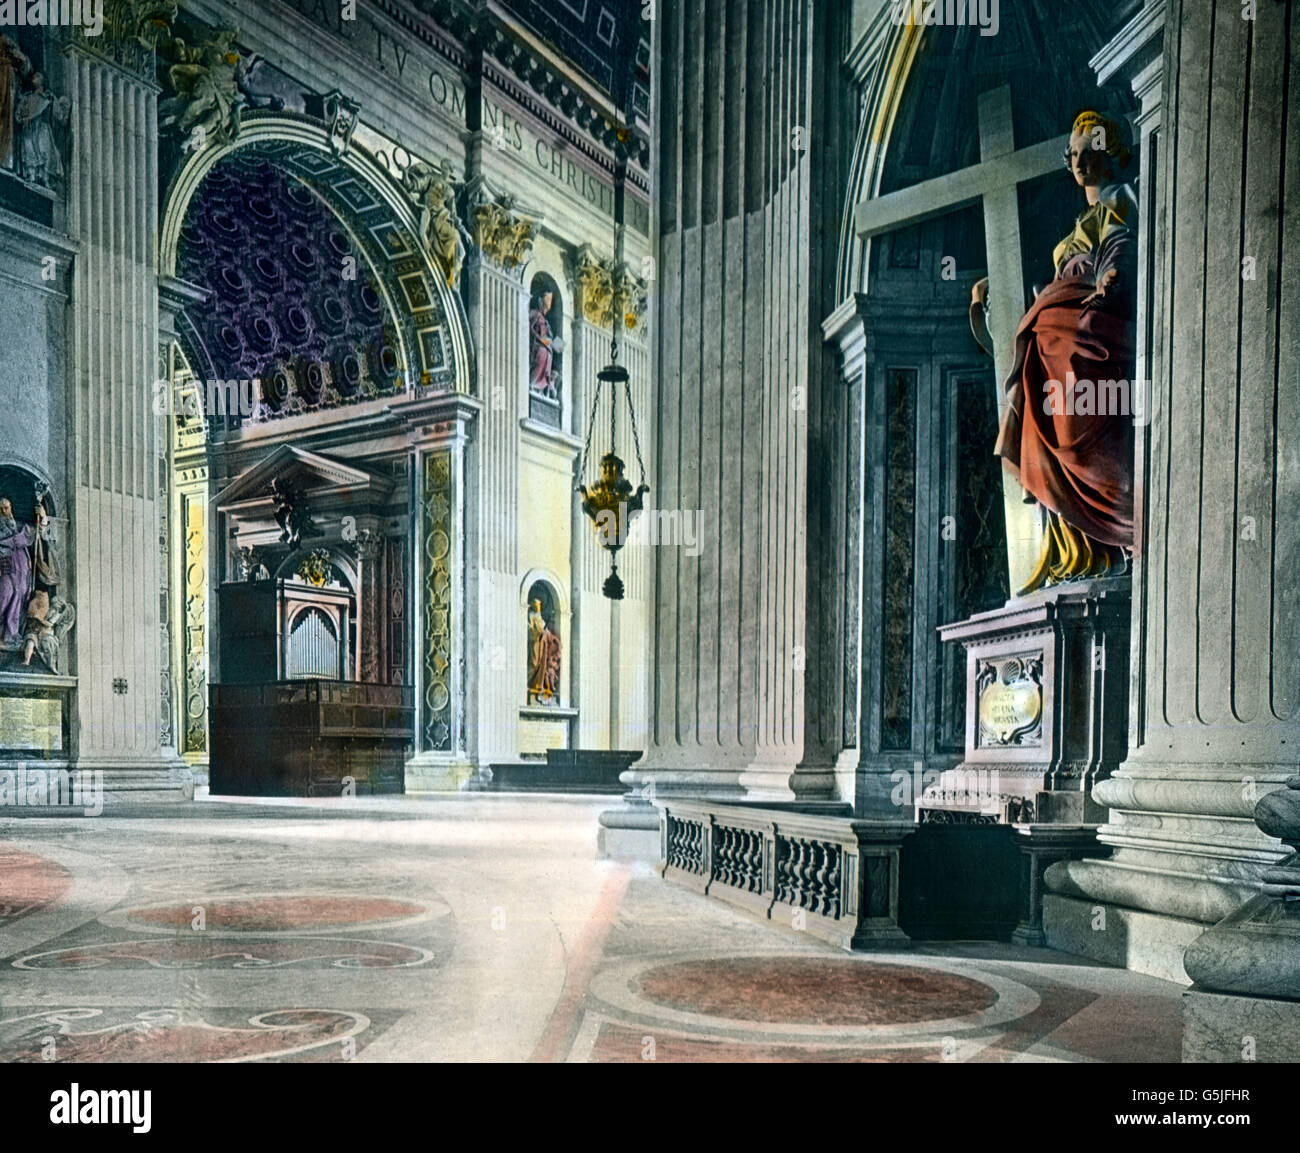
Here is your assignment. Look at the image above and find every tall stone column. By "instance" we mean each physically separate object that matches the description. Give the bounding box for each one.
[1044,0,1300,981]
[625,0,826,805]
[65,46,189,799]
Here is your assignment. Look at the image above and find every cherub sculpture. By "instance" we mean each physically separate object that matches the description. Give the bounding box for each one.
[20,590,75,675]
[270,478,316,550]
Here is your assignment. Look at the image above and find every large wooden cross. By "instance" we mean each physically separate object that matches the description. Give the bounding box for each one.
[853,85,1066,592]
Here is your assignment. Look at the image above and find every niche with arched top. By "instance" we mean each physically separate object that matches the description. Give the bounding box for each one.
[527,273,564,428]
[525,579,561,705]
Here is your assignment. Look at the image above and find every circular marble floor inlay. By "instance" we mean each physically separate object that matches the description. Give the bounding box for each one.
[126,896,426,933]
[635,957,999,1026]
[0,846,72,926]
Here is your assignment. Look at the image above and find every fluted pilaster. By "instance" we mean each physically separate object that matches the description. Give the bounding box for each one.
[66,48,187,792]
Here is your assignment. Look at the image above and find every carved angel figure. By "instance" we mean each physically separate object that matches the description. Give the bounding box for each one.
[404,158,471,287]
[158,27,281,152]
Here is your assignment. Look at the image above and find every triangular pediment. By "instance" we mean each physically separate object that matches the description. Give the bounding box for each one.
[214,445,391,512]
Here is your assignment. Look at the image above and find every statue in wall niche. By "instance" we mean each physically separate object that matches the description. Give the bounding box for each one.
[0,493,52,646]
[20,590,74,675]
[972,110,1137,596]
[0,34,32,171]
[529,290,561,399]
[403,158,471,288]
[15,73,70,187]
[158,27,282,152]
[527,599,561,705]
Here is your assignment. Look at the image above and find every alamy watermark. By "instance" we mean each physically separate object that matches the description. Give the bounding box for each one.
[1042,372,1155,427]
[0,765,104,815]
[0,0,103,36]
[891,0,999,36]
[152,378,261,420]
[592,504,704,557]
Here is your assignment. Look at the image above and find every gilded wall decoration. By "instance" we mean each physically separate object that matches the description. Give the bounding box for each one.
[575,253,647,331]
[423,453,453,752]
[183,492,207,754]
[471,197,535,272]
[72,0,176,79]
[975,654,1044,748]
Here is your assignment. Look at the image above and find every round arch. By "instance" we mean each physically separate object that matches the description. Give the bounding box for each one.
[518,567,569,616]
[159,112,473,397]
[835,20,924,299]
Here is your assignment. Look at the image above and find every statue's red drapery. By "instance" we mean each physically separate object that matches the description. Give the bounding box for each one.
[995,183,1138,570]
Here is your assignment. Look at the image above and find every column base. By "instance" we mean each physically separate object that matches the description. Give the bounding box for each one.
[1041,892,1206,984]
[1183,988,1300,1062]
[0,759,195,813]
[597,801,661,860]
[405,754,476,792]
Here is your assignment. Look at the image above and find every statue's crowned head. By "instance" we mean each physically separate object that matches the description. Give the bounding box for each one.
[1066,110,1132,176]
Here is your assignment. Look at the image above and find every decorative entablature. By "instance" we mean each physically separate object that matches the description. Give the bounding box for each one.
[406,0,651,177]
[570,247,647,334]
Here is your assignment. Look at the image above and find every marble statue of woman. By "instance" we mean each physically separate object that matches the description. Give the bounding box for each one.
[973,110,1137,595]
[16,73,70,187]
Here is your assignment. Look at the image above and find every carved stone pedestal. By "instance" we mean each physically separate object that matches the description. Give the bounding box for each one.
[932,577,1131,825]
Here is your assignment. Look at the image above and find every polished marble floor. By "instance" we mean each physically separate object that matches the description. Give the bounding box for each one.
[0,793,1185,1062]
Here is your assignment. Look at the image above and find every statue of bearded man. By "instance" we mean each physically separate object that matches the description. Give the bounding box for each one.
[0,495,45,645]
